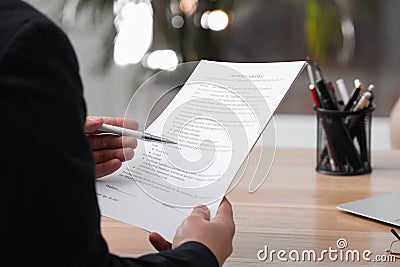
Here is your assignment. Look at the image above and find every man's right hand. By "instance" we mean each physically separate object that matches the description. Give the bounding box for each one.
[172,198,235,266]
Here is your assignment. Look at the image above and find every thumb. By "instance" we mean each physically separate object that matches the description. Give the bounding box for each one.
[85,117,104,133]
[190,205,210,221]
[149,232,172,251]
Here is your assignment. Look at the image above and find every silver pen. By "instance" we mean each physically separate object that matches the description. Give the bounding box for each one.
[98,123,177,145]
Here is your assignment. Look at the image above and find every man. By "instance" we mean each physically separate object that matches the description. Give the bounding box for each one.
[0,0,235,266]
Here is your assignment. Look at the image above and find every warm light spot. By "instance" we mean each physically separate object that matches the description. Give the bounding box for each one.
[200,11,210,29]
[144,50,178,70]
[114,1,153,66]
[207,9,229,31]
[180,0,198,17]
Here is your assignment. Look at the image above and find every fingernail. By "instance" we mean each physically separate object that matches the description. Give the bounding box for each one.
[196,205,208,211]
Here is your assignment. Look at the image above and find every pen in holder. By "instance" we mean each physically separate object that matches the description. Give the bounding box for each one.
[314,105,374,175]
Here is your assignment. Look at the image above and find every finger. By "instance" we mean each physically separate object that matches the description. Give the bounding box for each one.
[122,136,139,150]
[89,135,137,151]
[190,205,210,221]
[101,117,139,131]
[213,198,234,225]
[92,148,134,164]
[149,232,172,251]
[85,117,104,133]
[95,158,122,178]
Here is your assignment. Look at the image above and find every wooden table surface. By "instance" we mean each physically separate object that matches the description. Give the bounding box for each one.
[100,147,400,266]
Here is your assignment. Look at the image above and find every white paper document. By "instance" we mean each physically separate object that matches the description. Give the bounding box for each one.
[95,60,306,242]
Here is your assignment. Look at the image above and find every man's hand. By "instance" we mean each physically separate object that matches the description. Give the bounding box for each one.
[172,198,235,266]
[85,116,138,178]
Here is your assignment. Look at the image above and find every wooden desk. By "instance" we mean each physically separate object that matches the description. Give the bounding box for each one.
[100,147,400,266]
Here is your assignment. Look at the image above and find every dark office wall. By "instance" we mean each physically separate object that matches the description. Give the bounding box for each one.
[216,0,400,116]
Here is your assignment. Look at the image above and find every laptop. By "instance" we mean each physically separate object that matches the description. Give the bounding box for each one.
[337,192,400,227]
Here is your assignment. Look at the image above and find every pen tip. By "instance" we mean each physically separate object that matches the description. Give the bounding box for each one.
[165,139,178,145]
[367,84,375,91]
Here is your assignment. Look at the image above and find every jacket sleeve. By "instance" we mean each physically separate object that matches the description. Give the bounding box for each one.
[0,13,218,267]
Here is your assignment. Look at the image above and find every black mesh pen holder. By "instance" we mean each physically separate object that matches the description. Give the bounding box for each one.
[314,105,374,176]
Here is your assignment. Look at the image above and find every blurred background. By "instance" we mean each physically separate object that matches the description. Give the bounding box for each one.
[25,0,400,150]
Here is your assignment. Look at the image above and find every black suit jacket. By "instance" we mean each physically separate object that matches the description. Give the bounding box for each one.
[0,1,218,266]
